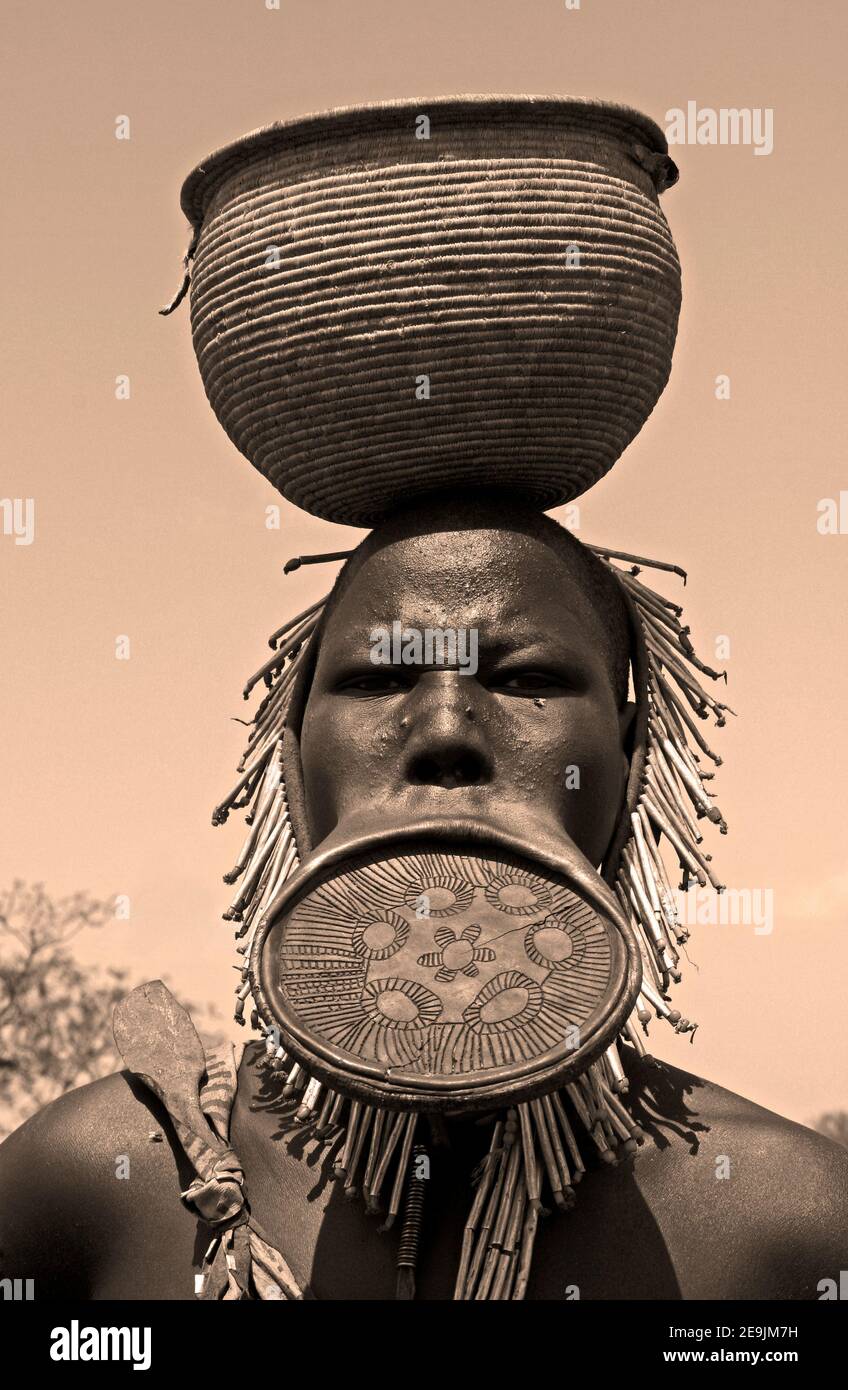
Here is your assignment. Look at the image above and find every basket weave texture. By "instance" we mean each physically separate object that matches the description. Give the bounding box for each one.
[184,98,681,526]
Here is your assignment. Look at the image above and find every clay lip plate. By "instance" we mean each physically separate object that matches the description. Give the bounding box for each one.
[249,815,642,1111]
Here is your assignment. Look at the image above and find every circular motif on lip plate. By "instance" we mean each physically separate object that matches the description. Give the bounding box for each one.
[352,910,409,960]
[463,970,544,1033]
[525,913,589,969]
[401,875,474,918]
[484,868,553,916]
[253,837,639,1111]
[361,977,443,1029]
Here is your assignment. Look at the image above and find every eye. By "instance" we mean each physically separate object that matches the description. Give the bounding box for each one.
[336,670,411,697]
[491,669,571,695]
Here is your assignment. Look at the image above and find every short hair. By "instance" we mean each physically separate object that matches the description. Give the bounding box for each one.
[317,490,632,708]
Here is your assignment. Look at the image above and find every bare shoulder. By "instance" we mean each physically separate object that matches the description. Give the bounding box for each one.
[626,1055,848,1298]
[0,1072,199,1298]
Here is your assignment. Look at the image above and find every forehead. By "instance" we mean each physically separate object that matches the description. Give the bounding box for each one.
[320,527,607,650]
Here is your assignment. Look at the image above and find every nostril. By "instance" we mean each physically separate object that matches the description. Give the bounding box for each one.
[408,750,487,788]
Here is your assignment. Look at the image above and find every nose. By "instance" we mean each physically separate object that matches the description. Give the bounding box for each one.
[402,673,494,789]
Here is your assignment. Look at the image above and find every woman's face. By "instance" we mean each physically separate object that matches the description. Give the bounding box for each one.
[300,526,632,867]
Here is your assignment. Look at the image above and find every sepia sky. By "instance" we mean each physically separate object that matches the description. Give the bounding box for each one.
[2,0,846,1126]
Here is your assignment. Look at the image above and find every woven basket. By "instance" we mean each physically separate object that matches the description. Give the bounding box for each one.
[179,96,681,527]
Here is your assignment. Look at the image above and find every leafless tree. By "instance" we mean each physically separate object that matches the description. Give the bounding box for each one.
[0,880,218,1138]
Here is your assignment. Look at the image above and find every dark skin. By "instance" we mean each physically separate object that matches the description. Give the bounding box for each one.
[0,1049,844,1300]
[299,523,633,866]
[1,523,846,1299]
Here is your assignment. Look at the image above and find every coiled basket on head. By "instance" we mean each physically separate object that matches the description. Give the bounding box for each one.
[178,96,681,528]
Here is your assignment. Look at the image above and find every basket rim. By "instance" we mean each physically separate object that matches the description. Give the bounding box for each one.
[179,93,672,229]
